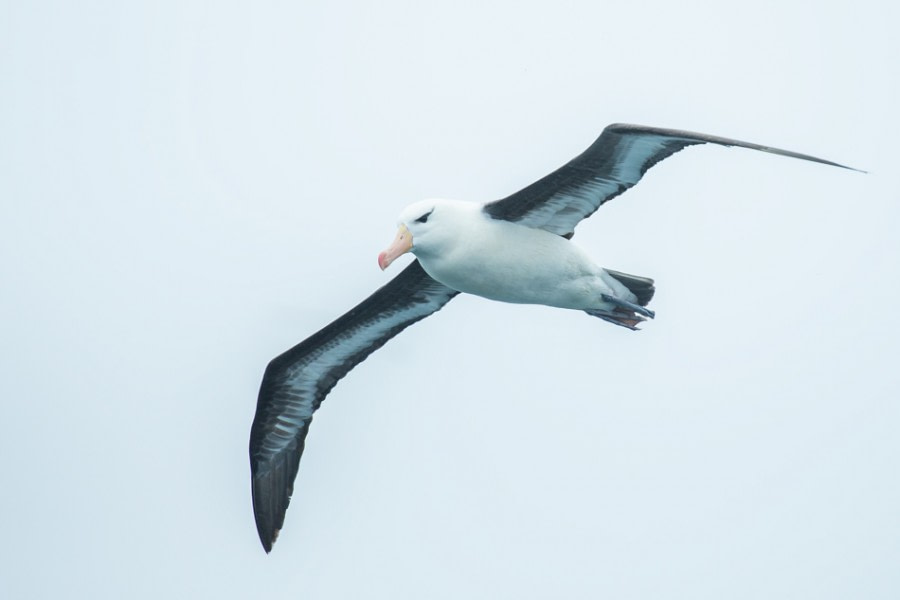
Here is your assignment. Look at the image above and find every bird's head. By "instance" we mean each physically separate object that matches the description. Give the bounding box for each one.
[378,199,471,270]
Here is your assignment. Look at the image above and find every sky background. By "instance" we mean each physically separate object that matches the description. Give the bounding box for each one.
[2,1,899,598]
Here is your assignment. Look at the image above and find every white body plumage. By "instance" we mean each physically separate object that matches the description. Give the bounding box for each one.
[400,199,635,310]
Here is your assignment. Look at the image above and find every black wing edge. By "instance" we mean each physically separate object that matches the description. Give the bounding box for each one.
[249,260,459,552]
[607,123,865,173]
[483,123,864,228]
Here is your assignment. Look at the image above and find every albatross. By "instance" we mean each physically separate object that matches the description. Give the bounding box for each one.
[249,123,859,552]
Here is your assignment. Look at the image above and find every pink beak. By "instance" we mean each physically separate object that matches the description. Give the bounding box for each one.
[377,224,413,270]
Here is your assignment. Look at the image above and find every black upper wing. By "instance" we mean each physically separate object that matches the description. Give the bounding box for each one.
[249,260,459,552]
[482,123,860,237]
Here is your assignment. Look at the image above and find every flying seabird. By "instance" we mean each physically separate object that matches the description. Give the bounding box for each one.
[249,123,859,552]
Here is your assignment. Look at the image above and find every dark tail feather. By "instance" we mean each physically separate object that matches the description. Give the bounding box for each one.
[586,270,656,330]
[605,269,655,306]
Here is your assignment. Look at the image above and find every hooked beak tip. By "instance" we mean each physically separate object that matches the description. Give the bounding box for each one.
[378,224,412,271]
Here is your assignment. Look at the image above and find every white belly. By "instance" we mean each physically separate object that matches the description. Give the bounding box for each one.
[416,219,620,309]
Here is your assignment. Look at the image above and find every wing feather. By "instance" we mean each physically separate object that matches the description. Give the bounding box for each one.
[483,123,861,237]
[249,260,458,552]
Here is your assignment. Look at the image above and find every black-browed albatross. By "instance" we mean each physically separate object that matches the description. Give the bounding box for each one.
[249,123,859,552]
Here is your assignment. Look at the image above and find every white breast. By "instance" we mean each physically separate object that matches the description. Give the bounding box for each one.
[413,208,618,309]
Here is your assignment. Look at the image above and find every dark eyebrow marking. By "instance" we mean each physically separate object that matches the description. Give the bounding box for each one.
[414,209,434,224]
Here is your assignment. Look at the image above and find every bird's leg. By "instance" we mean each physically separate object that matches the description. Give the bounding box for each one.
[584,308,645,330]
[600,294,656,319]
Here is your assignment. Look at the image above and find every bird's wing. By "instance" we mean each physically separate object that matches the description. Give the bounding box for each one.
[482,123,860,237]
[249,260,459,552]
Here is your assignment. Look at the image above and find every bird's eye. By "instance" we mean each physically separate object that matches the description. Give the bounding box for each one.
[414,209,433,224]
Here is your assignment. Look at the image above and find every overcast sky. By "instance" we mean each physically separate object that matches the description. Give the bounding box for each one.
[2,1,898,598]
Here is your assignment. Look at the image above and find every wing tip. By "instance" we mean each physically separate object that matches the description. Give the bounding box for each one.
[253,496,282,553]
[258,527,278,554]
[251,461,293,555]
[604,123,866,173]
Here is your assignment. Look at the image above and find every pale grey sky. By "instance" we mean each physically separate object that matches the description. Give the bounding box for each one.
[1,1,898,598]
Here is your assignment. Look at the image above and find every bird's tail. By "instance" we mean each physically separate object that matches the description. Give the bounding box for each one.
[605,269,655,306]
[584,269,656,330]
